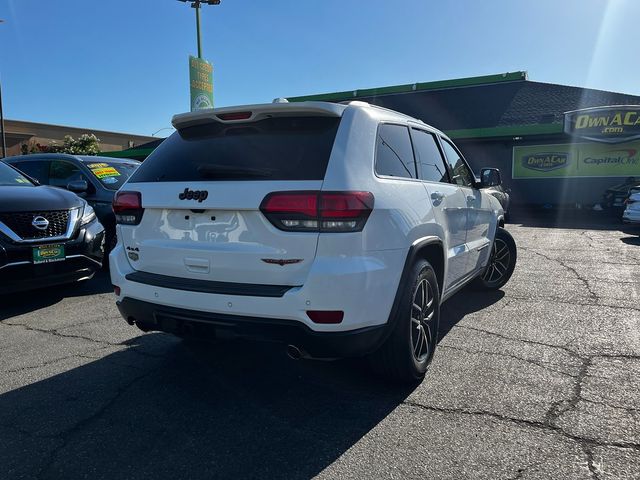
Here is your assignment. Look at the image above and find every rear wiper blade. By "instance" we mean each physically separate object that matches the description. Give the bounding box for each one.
[197,164,273,178]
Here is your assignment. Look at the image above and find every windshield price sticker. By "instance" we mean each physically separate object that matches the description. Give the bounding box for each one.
[90,166,121,179]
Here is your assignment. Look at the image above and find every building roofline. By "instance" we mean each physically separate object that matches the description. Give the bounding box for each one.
[447,123,563,140]
[4,118,156,140]
[286,71,528,103]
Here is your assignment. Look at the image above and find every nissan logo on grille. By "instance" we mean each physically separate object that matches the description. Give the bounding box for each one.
[31,216,50,231]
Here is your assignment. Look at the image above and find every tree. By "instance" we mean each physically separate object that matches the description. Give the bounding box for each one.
[59,134,101,155]
[20,133,101,156]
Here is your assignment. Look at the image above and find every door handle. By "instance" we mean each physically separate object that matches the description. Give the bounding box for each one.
[431,191,444,201]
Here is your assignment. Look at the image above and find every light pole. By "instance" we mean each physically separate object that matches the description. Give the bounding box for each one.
[177,0,221,59]
[0,76,6,159]
[0,19,6,158]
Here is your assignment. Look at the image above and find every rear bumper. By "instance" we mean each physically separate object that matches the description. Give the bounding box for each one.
[117,296,388,358]
[622,209,640,223]
[110,242,405,333]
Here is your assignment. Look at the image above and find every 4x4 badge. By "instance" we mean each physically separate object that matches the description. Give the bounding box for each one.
[178,188,209,203]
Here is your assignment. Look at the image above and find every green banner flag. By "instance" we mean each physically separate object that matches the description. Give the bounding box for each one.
[513,142,640,179]
[189,55,213,111]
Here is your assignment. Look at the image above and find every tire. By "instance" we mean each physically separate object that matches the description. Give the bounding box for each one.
[369,259,440,384]
[108,234,118,252]
[102,233,118,269]
[474,227,517,290]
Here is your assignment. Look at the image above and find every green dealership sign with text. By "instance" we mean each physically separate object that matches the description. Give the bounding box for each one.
[564,106,640,143]
[513,142,640,179]
[189,55,214,111]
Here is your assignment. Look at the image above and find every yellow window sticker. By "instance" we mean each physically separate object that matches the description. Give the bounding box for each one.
[87,163,109,169]
[92,167,121,179]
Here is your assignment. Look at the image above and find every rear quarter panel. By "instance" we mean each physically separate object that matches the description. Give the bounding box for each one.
[320,106,448,257]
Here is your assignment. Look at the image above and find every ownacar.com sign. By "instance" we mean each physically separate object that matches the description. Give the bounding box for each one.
[513,142,640,179]
[564,106,640,143]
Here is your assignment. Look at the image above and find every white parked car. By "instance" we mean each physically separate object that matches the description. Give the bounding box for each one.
[623,191,640,225]
[110,101,517,383]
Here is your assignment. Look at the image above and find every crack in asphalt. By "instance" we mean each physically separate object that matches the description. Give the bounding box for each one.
[449,325,639,421]
[453,324,578,357]
[438,343,579,378]
[522,248,599,301]
[0,321,170,376]
[0,320,122,347]
[401,400,640,453]
[3,352,92,374]
[544,357,591,427]
[505,291,640,311]
[453,324,640,362]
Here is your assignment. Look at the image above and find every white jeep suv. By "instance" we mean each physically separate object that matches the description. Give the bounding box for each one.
[110,100,516,383]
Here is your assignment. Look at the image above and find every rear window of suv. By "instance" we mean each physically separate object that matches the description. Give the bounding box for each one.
[129,116,341,182]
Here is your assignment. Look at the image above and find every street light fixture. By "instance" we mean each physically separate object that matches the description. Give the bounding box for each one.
[151,127,174,137]
[177,0,222,59]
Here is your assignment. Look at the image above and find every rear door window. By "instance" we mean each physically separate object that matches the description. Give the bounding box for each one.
[49,160,88,188]
[375,124,417,179]
[411,129,449,183]
[129,116,341,182]
[441,139,475,188]
[11,160,50,184]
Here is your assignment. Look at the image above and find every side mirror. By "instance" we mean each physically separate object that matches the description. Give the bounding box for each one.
[67,180,89,193]
[480,168,501,188]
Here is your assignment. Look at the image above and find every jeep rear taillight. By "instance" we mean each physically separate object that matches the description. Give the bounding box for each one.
[113,191,144,225]
[260,191,374,232]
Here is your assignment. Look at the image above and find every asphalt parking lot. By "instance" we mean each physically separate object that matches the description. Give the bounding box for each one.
[0,220,638,480]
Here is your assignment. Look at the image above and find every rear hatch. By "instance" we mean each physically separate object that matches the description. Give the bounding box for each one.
[117,106,343,287]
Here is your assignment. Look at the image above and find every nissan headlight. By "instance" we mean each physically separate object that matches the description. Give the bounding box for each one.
[80,203,96,226]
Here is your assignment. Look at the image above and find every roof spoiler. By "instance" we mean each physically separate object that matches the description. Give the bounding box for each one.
[172,101,345,130]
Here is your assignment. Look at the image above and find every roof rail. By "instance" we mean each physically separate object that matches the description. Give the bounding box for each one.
[345,101,427,124]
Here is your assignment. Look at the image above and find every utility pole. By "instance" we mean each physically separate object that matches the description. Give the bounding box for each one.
[178,0,221,59]
[0,78,6,159]
[0,19,5,158]
[195,4,202,58]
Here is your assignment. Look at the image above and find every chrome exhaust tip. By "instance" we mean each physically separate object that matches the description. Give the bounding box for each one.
[286,344,303,360]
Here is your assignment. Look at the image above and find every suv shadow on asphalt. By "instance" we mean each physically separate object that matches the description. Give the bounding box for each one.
[0,270,112,321]
[0,281,505,479]
[620,235,640,245]
[0,333,416,479]
[438,287,505,341]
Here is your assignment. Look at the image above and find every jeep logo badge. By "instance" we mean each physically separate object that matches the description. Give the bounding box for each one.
[32,216,49,231]
[178,188,209,203]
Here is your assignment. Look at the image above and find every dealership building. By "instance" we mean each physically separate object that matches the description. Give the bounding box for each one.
[287,71,640,207]
[1,119,156,157]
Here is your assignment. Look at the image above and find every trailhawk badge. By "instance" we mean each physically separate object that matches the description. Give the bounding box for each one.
[261,258,303,266]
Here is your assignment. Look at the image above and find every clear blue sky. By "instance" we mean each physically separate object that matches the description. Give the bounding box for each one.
[1,0,639,136]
